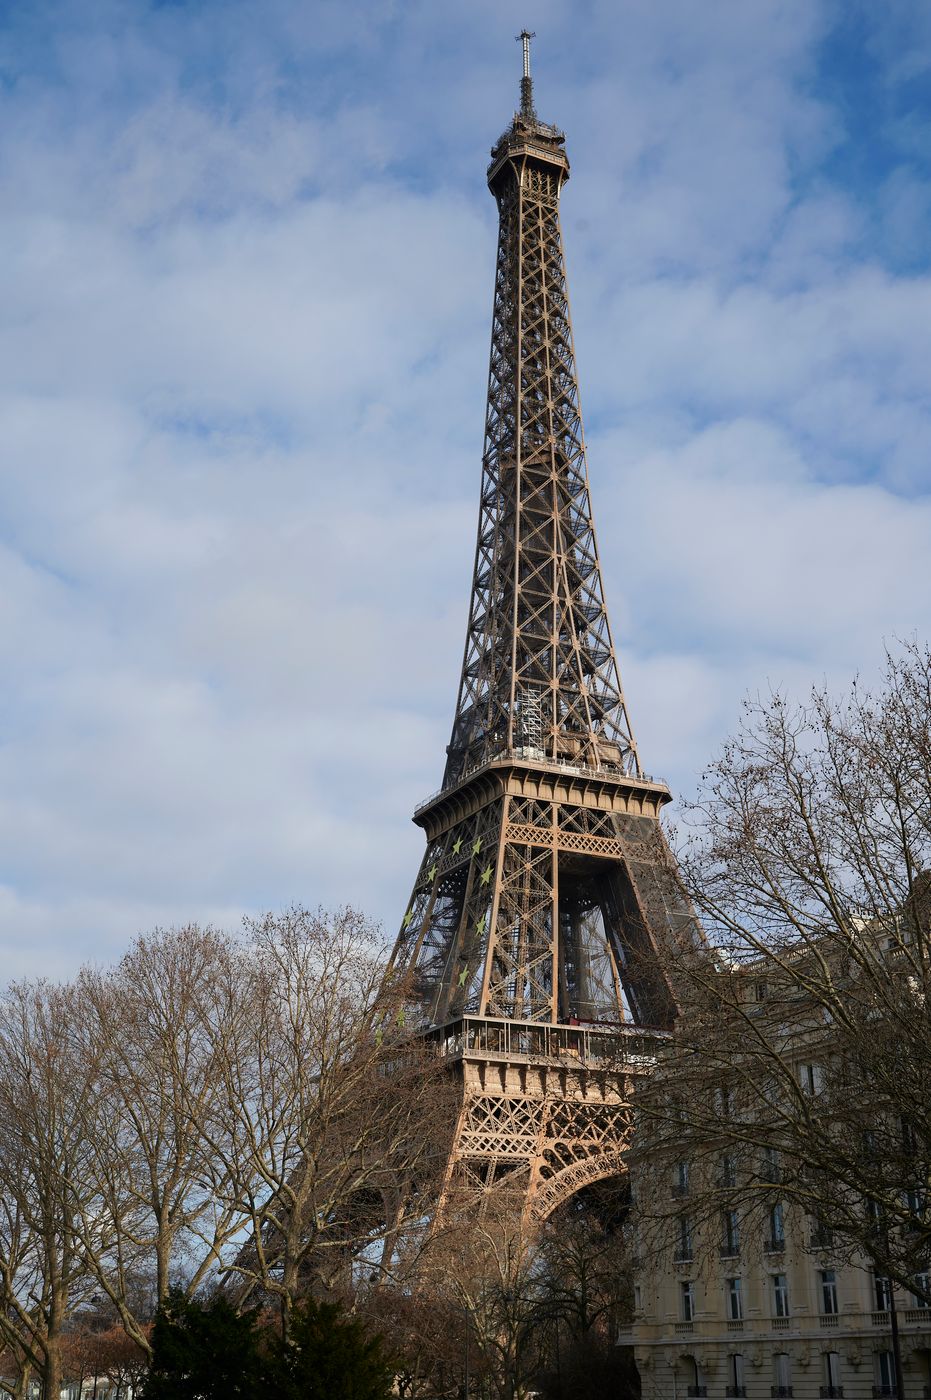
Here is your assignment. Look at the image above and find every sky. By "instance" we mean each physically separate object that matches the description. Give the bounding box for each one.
[2,0,931,979]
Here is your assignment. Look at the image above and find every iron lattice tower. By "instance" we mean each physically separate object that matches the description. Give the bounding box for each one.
[387,37,694,1220]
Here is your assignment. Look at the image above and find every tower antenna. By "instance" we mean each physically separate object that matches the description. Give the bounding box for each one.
[517,29,536,119]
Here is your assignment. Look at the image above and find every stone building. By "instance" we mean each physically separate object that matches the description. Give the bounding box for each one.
[624,925,931,1399]
[628,1199,931,1398]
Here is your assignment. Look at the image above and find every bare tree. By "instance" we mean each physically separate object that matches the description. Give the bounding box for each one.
[204,907,456,1331]
[361,1284,471,1399]
[73,926,255,1356]
[0,907,456,1378]
[0,981,102,1400]
[415,1203,547,1400]
[634,641,931,1315]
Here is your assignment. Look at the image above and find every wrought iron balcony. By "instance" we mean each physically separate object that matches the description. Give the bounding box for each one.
[819,1389,844,1398]
[686,1389,707,1398]
[765,1236,787,1253]
[771,1389,793,1398]
[719,1244,740,1258]
[872,1388,895,1398]
[726,1390,747,1398]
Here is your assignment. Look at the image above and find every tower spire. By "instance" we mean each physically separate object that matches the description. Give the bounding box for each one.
[517,29,536,120]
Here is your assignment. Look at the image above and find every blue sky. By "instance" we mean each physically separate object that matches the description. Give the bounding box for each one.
[2,0,931,977]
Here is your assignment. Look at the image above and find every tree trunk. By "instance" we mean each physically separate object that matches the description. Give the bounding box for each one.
[43,1341,62,1400]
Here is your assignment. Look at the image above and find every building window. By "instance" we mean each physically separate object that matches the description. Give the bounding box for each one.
[728,1353,745,1397]
[772,1272,790,1318]
[768,1201,786,1249]
[686,1355,705,1397]
[674,1160,690,1197]
[823,1351,842,1395]
[762,1146,781,1183]
[676,1215,693,1262]
[721,1154,736,1188]
[773,1350,792,1396]
[717,1084,733,1118]
[820,1269,838,1315]
[874,1274,893,1311]
[722,1208,740,1256]
[913,1271,930,1307]
[810,1214,833,1248]
[755,980,767,1001]
[875,1349,895,1396]
[799,1061,821,1094]
[633,1284,642,1314]
[726,1276,743,1321]
[905,1184,926,1218]
[681,1280,695,1322]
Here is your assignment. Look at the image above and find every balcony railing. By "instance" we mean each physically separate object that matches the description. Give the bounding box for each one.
[673,1251,694,1266]
[765,1237,787,1253]
[872,1388,895,1398]
[436,1015,670,1070]
[819,1389,844,1398]
[672,1183,689,1199]
[686,1389,707,1398]
[819,1314,838,1328]
[719,1245,740,1259]
[771,1389,793,1398]
[810,1231,834,1249]
[726,1390,747,1398]
[674,1321,693,1334]
[871,1310,891,1326]
[726,1319,744,1332]
[905,1307,931,1323]
[771,1316,791,1330]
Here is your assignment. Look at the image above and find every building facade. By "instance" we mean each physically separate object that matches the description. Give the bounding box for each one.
[626,935,931,1399]
[630,1203,931,1399]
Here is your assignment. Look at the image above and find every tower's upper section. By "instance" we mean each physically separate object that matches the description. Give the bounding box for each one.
[488,32,569,197]
[442,37,642,793]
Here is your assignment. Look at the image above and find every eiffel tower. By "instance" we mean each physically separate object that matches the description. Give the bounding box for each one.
[387,35,694,1222]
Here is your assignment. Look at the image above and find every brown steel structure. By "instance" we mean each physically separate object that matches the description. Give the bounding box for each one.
[387,37,695,1220]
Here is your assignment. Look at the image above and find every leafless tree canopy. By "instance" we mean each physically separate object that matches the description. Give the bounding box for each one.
[635,641,931,1304]
[0,908,454,1397]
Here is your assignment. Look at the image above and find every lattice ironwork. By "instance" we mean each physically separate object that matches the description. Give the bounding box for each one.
[441,95,639,791]
[385,41,699,1218]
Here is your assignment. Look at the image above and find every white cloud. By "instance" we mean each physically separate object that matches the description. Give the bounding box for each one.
[0,0,930,975]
